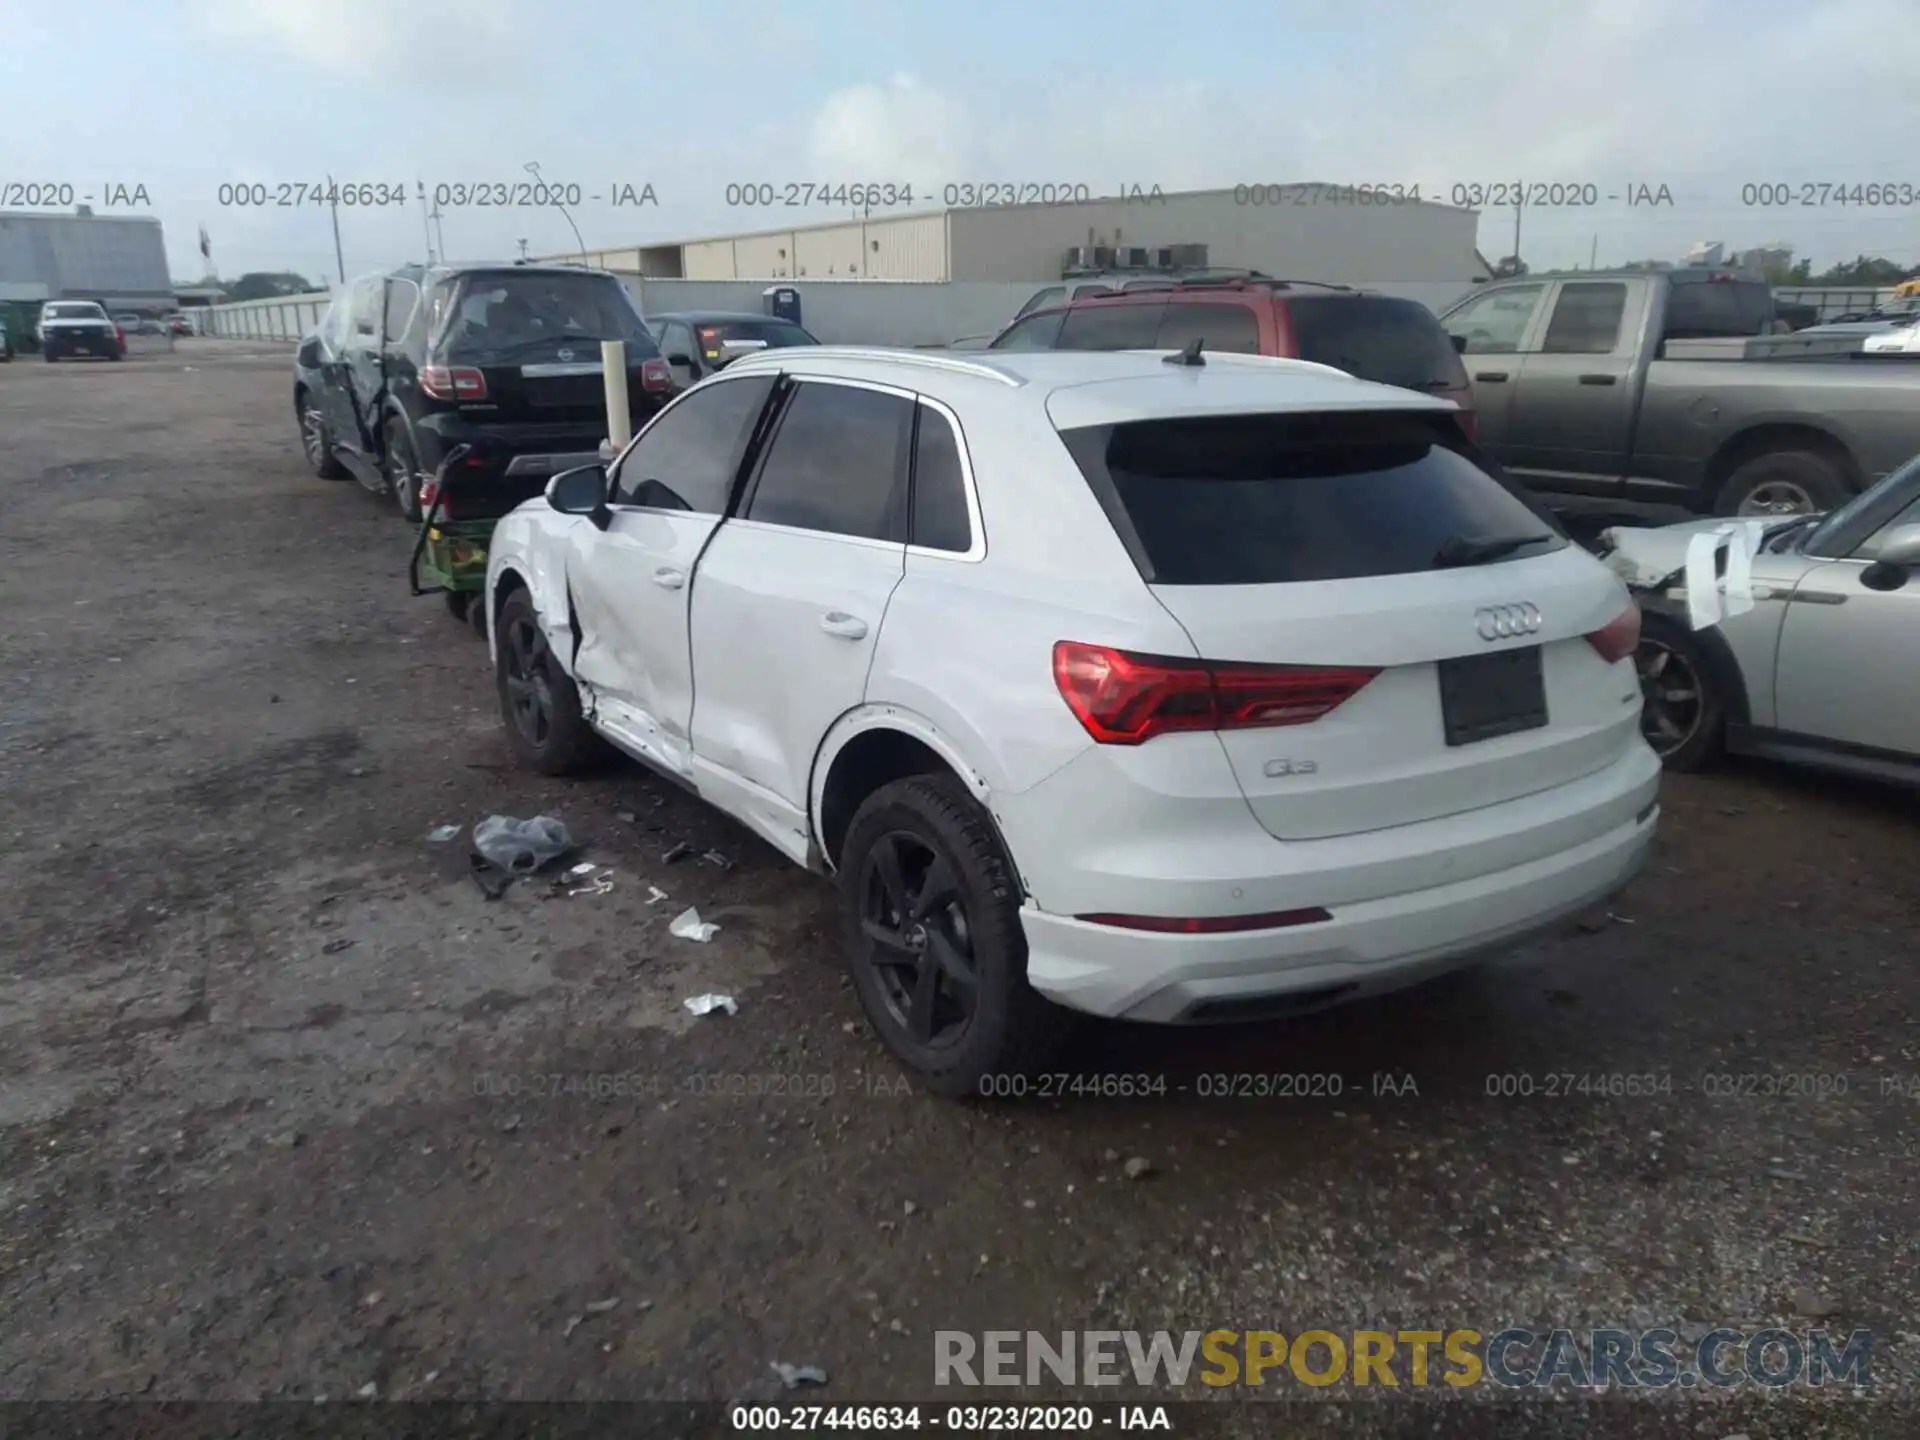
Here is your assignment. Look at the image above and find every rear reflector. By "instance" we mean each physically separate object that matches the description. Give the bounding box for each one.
[1052,641,1378,745]
[1586,602,1641,664]
[1075,907,1333,933]
[421,365,487,401]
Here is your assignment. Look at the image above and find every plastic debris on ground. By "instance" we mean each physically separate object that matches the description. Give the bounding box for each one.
[700,848,733,870]
[472,814,573,874]
[469,853,514,901]
[684,993,738,1017]
[644,886,670,906]
[670,907,720,942]
[771,1363,828,1389]
[425,824,462,843]
[662,840,694,864]
[568,867,615,897]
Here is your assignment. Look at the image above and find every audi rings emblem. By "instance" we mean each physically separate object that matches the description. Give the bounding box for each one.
[1474,602,1542,641]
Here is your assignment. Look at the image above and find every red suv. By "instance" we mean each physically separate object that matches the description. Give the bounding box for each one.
[988,278,1477,439]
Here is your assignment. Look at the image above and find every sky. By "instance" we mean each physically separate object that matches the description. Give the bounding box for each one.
[4,0,1920,284]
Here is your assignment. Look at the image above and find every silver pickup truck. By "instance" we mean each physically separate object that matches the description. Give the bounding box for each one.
[1438,268,1920,518]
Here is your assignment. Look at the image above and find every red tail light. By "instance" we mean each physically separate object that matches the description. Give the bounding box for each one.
[639,356,673,392]
[420,365,487,401]
[1586,602,1641,664]
[1076,908,1332,933]
[1052,641,1379,746]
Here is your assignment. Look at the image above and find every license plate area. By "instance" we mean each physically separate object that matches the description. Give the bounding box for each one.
[1437,646,1548,746]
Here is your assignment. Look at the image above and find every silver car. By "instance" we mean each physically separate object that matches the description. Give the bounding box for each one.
[1600,456,1920,780]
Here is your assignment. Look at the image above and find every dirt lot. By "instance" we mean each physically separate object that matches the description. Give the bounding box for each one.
[1,341,1916,1434]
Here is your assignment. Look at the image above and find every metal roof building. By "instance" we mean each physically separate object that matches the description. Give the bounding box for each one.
[543,185,1485,292]
[0,209,173,307]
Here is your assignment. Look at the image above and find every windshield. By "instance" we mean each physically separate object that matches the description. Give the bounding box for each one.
[1803,453,1920,555]
[433,272,658,362]
[46,303,106,320]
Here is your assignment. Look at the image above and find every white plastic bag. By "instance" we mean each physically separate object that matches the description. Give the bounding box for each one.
[669,906,720,942]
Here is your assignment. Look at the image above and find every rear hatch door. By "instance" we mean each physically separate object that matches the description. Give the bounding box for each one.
[1061,407,1638,841]
[433,270,661,426]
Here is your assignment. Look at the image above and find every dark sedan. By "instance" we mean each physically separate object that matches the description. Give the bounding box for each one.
[647,311,819,388]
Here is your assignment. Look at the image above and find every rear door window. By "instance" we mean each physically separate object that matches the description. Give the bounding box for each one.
[1055,302,1168,350]
[1060,410,1564,584]
[383,279,421,341]
[910,404,973,553]
[1016,286,1066,318]
[1540,282,1628,354]
[1155,302,1261,354]
[1286,295,1467,392]
[743,381,912,542]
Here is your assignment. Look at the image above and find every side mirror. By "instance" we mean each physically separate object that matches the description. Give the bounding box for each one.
[546,463,611,530]
[1862,522,1920,590]
[1450,333,1468,353]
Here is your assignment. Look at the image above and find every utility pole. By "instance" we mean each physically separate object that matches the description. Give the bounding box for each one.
[517,237,530,261]
[430,201,447,262]
[525,161,585,258]
[1511,200,1522,273]
[416,179,434,262]
[328,173,346,282]
[1590,234,1598,270]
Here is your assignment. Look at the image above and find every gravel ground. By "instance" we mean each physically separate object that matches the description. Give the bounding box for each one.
[0,341,1915,1436]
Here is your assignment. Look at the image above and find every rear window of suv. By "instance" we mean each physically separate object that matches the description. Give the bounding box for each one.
[1282,296,1467,395]
[46,303,107,320]
[429,272,659,362]
[1061,410,1563,585]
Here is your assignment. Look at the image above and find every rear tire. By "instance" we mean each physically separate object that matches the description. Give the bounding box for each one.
[1715,449,1849,517]
[43,351,56,363]
[1635,615,1724,771]
[839,773,1073,1097]
[494,589,605,775]
[444,591,472,622]
[385,416,423,522]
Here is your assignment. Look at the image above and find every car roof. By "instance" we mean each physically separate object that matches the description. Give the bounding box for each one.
[651,310,795,324]
[721,346,1456,427]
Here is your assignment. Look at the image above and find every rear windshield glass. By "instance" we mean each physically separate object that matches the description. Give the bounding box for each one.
[1662,278,1772,339]
[433,272,658,361]
[46,303,106,320]
[1284,296,1467,394]
[692,318,815,355]
[1062,410,1563,585]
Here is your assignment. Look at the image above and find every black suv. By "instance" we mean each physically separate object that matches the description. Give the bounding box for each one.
[294,262,673,520]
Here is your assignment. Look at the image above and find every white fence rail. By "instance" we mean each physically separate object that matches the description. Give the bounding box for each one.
[201,292,334,342]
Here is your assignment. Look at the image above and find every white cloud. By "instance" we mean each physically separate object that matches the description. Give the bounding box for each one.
[185,0,518,79]
[799,0,1920,268]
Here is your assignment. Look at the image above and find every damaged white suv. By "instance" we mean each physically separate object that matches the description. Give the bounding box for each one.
[484,346,1661,1093]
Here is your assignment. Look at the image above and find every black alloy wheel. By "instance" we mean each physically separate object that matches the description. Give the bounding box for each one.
[858,830,979,1051]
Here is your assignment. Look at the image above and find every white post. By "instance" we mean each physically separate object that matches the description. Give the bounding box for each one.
[601,340,631,451]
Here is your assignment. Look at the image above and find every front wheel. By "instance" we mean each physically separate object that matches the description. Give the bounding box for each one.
[1635,617,1724,771]
[493,589,605,775]
[839,774,1073,1097]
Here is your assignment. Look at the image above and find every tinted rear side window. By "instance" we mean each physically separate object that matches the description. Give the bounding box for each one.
[990,311,1066,350]
[744,382,912,541]
[1060,411,1563,585]
[1284,296,1466,393]
[1055,302,1168,350]
[1155,302,1261,354]
[1662,279,1772,340]
[910,404,972,553]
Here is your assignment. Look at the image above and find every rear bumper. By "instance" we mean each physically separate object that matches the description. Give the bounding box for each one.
[1002,738,1662,1022]
[1020,802,1655,1021]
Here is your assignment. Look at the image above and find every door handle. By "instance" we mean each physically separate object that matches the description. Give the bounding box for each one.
[1578,373,1617,386]
[1474,371,1509,382]
[651,567,686,590]
[819,611,869,640]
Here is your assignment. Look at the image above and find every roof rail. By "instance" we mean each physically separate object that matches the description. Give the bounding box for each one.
[724,345,1024,387]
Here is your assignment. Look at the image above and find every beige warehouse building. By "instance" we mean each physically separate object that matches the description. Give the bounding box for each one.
[547,185,1486,290]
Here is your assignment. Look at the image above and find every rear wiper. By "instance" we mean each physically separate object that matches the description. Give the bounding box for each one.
[1432,532,1553,568]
